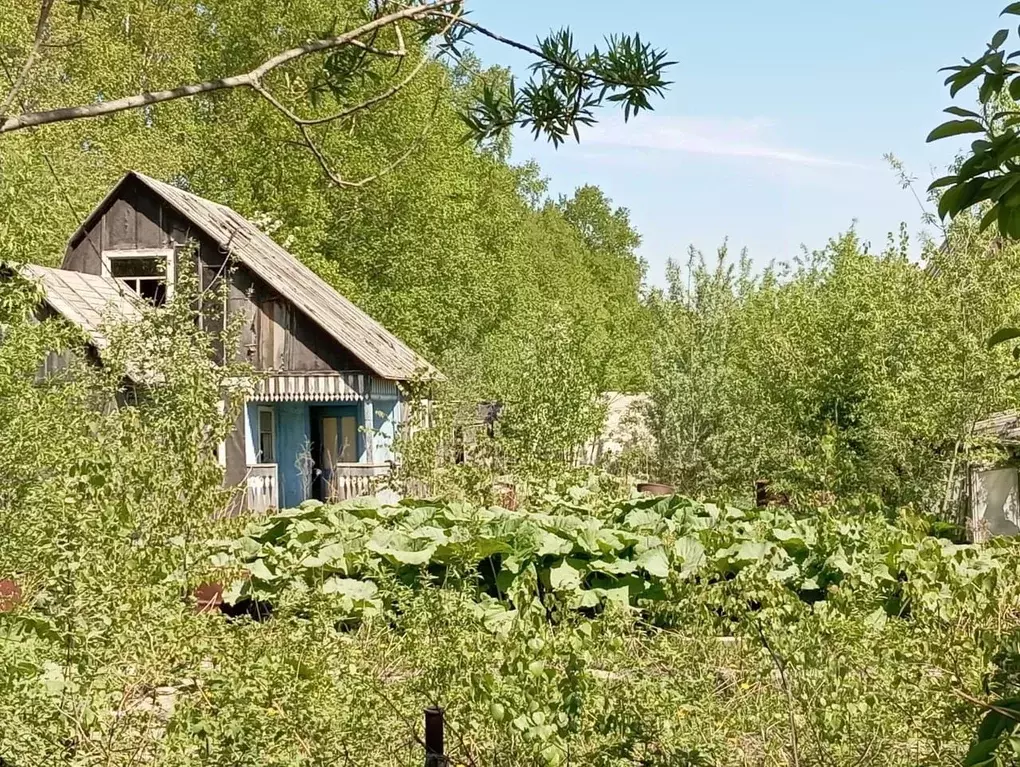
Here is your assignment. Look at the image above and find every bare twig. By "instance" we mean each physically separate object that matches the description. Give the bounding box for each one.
[297,83,443,187]
[955,688,1020,723]
[0,0,55,123]
[0,1,457,135]
[237,10,453,132]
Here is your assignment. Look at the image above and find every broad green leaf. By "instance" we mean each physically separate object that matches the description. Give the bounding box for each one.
[222,579,247,605]
[537,532,574,557]
[245,559,275,581]
[928,174,959,190]
[321,577,377,600]
[301,542,345,568]
[573,589,601,609]
[673,537,705,575]
[623,509,663,529]
[733,541,771,565]
[636,547,670,579]
[992,29,1010,48]
[826,552,853,575]
[944,106,982,119]
[977,697,1020,742]
[988,327,1020,348]
[209,551,233,568]
[600,585,631,606]
[965,736,1003,766]
[549,559,582,591]
[949,66,984,97]
[768,563,800,582]
[1003,2,1020,15]
[589,557,637,575]
[927,119,985,142]
[864,607,888,631]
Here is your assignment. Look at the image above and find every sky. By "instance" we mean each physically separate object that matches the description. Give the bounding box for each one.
[470,0,1008,285]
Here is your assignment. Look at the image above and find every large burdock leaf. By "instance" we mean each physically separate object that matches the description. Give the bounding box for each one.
[768,563,800,583]
[537,532,574,557]
[366,530,437,566]
[673,537,705,575]
[599,585,632,606]
[636,547,670,579]
[321,577,377,600]
[572,589,601,609]
[222,579,249,605]
[301,542,346,569]
[624,509,663,530]
[549,559,582,591]
[735,541,770,563]
[589,558,637,575]
[245,559,275,581]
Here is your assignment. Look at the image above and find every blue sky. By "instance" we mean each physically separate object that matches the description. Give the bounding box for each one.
[471,0,1007,285]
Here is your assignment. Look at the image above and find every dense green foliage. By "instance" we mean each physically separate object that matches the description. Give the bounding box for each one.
[646,220,1020,507]
[9,0,1020,764]
[216,491,1004,631]
[7,429,1020,765]
[0,0,653,405]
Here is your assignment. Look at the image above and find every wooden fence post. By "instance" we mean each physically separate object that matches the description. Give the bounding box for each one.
[424,706,447,767]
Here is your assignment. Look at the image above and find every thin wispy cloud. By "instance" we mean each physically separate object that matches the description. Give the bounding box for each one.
[585,116,870,170]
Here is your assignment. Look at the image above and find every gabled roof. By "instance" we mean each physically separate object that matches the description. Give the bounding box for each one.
[21,264,143,350]
[67,171,438,381]
[974,411,1020,444]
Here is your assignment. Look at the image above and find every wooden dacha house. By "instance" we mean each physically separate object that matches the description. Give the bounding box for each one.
[14,171,439,513]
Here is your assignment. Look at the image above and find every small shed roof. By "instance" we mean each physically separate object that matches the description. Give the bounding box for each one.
[21,264,143,350]
[70,172,438,381]
[973,411,1020,444]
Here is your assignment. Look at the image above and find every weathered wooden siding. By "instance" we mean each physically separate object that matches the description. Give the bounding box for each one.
[238,271,366,373]
[65,177,196,271]
[64,178,369,374]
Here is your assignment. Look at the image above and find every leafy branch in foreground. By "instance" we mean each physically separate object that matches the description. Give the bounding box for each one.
[0,0,673,185]
[927,2,1020,233]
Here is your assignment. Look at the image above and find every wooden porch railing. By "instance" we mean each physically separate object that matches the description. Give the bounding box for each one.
[246,464,279,514]
[326,462,391,502]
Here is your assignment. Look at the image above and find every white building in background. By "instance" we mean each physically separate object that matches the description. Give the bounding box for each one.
[969,411,1020,541]
[579,392,655,469]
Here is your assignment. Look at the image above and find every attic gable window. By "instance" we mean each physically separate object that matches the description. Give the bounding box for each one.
[102,248,175,306]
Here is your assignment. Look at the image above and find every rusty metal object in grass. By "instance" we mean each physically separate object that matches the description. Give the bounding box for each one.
[0,579,21,613]
[636,482,674,496]
[191,582,224,614]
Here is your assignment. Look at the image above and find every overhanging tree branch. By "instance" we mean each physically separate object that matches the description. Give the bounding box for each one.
[0,1,454,135]
[0,0,673,186]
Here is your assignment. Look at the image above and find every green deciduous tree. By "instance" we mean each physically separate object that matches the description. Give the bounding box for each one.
[648,223,1020,507]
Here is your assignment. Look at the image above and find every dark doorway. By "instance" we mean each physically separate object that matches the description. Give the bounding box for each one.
[310,406,359,501]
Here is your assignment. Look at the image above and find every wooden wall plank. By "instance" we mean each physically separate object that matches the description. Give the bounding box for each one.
[272,302,289,369]
[65,224,103,274]
[134,192,165,249]
[103,197,137,250]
